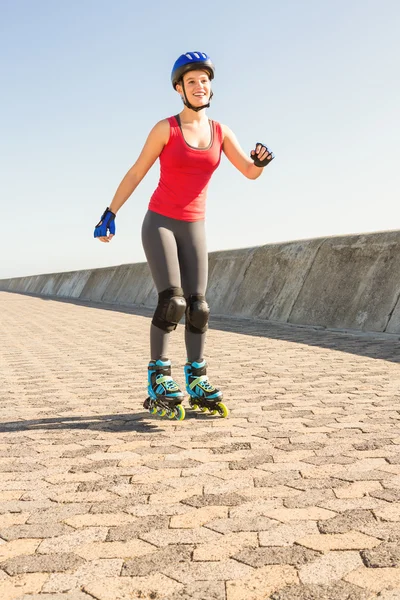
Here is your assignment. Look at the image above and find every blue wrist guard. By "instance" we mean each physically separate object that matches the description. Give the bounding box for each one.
[94,207,116,238]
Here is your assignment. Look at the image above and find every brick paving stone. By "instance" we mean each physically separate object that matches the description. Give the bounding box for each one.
[1,552,85,575]
[321,495,388,512]
[386,454,400,464]
[357,521,400,542]
[361,542,400,567]
[335,469,394,482]
[298,550,363,584]
[211,442,251,453]
[168,581,226,600]
[301,455,355,465]
[0,524,74,541]
[205,515,279,533]
[0,573,48,600]
[193,531,258,561]
[253,468,300,483]
[287,478,349,490]
[0,539,41,561]
[370,488,400,502]
[138,527,222,547]
[374,504,400,522]
[91,497,148,513]
[386,475,400,489]
[122,544,193,577]
[333,481,383,498]
[283,489,335,509]
[20,594,93,600]
[148,485,204,504]
[170,505,228,528]
[0,491,23,501]
[263,507,337,522]
[229,499,283,519]
[226,565,299,600]
[64,513,139,528]
[0,513,30,528]
[84,574,184,599]
[353,439,395,451]
[229,452,274,470]
[181,493,246,507]
[106,515,170,541]
[317,509,377,534]
[259,521,319,547]
[296,531,382,552]
[376,592,400,600]
[37,527,107,554]
[125,503,192,517]
[76,539,156,561]
[240,485,302,500]
[233,545,320,567]
[270,581,373,600]
[163,558,253,584]
[42,560,125,594]
[344,566,400,593]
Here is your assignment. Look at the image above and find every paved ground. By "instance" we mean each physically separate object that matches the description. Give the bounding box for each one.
[1,291,400,600]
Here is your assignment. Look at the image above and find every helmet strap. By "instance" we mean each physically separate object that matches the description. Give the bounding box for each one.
[181,82,213,112]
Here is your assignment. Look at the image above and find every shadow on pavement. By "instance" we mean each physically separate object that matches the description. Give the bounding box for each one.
[0,408,212,434]
[0,413,157,434]
[3,291,400,365]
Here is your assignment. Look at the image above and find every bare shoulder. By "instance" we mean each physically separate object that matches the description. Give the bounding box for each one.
[220,123,236,141]
[219,123,235,140]
[149,118,171,144]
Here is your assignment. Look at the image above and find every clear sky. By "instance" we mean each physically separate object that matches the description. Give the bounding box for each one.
[1,0,399,279]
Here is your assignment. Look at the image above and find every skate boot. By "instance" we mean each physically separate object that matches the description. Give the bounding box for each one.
[184,359,228,417]
[144,359,185,421]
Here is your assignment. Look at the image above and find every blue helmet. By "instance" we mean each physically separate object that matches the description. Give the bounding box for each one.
[171,52,215,89]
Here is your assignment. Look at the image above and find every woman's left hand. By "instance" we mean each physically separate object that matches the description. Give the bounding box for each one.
[250,143,275,167]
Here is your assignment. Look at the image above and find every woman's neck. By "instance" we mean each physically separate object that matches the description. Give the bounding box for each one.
[179,107,209,124]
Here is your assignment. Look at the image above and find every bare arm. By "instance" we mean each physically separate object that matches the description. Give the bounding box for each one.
[221,124,263,180]
[109,119,170,214]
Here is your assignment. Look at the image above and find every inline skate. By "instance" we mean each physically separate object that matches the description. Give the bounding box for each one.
[184,359,228,417]
[144,358,185,421]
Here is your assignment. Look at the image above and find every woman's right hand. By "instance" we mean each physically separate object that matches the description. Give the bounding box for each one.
[94,207,116,242]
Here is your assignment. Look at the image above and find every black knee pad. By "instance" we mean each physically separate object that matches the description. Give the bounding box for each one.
[185,294,210,334]
[152,287,186,332]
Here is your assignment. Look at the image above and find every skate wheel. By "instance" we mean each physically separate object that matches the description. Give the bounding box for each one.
[149,407,158,415]
[191,403,198,410]
[167,410,175,419]
[174,405,185,421]
[158,409,167,417]
[216,402,229,418]
[209,409,218,416]
[199,407,208,413]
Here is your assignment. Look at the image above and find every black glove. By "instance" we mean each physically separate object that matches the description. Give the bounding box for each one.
[250,143,275,167]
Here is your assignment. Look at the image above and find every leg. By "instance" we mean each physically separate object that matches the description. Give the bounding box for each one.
[175,220,208,362]
[141,211,186,420]
[141,211,184,360]
[175,220,228,417]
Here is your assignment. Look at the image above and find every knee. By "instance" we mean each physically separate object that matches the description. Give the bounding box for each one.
[152,287,186,332]
[185,294,210,334]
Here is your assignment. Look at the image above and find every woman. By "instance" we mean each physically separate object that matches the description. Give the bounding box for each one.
[94,52,274,421]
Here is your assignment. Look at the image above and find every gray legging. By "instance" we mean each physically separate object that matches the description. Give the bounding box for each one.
[141,210,208,362]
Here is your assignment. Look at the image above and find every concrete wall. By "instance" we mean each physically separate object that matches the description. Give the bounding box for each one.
[2,230,400,334]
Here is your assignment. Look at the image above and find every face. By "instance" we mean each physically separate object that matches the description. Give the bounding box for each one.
[176,70,211,107]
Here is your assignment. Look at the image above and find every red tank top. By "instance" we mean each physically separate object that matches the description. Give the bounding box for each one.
[148,115,223,221]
